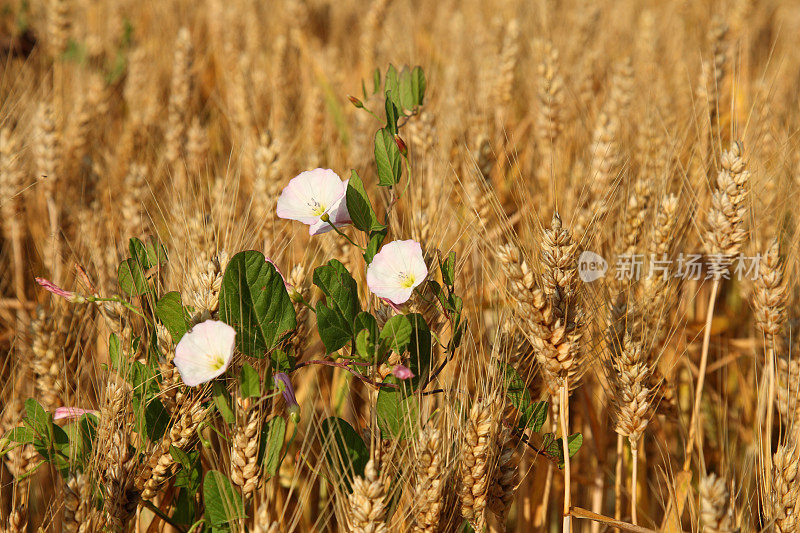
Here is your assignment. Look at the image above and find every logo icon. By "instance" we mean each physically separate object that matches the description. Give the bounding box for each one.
[578,251,607,282]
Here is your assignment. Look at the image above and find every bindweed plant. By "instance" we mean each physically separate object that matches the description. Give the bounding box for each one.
[1,65,578,532]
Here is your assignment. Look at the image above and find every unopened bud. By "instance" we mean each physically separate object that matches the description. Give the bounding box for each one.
[394,134,408,157]
[348,95,364,109]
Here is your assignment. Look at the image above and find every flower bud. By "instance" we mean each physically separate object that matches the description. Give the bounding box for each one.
[392,365,415,380]
[394,134,408,157]
[273,373,300,420]
[348,95,364,109]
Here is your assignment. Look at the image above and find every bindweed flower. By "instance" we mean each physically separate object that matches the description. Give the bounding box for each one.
[276,168,352,236]
[366,240,428,305]
[35,277,86,304]
[53,407,99,421]
[273,372,300,422]
[392,365,415,380]
[173,320,236,386]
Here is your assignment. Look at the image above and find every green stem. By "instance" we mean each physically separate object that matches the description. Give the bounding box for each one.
[141,499,188,533]
[278,423,298,469]
[295,294,316,313]
[87,295,149,321]
[322,215,366,251]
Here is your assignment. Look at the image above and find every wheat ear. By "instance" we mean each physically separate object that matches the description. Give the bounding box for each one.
[687,141,749,470]
[347,458,388,533]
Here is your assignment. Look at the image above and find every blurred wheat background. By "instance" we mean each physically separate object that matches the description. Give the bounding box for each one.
[2,0,800,531]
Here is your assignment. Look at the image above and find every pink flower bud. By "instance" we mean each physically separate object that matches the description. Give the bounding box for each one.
[54,407,99,421]
[394,134,408,157]
[36,278,85,303]
[392,365,415,380]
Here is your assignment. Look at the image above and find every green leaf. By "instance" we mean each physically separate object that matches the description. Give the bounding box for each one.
[171,446,202,492]
[63,415,97,467]
[108,333,121,371]
[410,66,426,108]
[353,312,379,360]
[313,260,361,353]
[376,386,419,439]
[172,488,197,526]
[118,258,149,296]
[239,363,260,399]
[156,292,188,343]
[316,302,352,354]
[441,251,456,287]
[6,426,36,444]
[385,98,399,134]
[143,399,170,442]
[219,251,297,358]
[397,67,416,114]
[373,68,381,95]
[129,237,154,270]
[25,399,49,436]
[313,260,361,324]
[319,417,369,490]
[501,363,548,432]
[203,470,245,527]
[144,236,168,267]
[406,314,432,385]
[364,227,387,263]
[568,433,583,457]
[384,64,400,109]
[374,128,402,186]
[451,317,467,350]
[541,432,583,469]
[260,416,287,477]
[346,170,378,233]
[379,315,412,353]
[212,382,236,424]
[270,348,295,373]
[385,64,399,92]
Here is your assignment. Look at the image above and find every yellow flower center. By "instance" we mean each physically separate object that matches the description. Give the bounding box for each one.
[210,354,226,371]
[399,273,416,288]
[308,199,326,216]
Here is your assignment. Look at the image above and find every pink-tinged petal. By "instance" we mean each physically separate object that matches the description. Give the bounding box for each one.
[54,407,99,421]
[380,298,404,313]
[308,218,337,236]
[276,181,321,224]
[174,320,236,387]
[378,286,415,305]
[328,179,352,225]
[392,365,415,380]
[309,181,351,235]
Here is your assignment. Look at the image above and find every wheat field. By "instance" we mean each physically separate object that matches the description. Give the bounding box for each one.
[1,0,800,531]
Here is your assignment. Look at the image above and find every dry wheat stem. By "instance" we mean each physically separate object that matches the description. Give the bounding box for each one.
[684,278,719,472]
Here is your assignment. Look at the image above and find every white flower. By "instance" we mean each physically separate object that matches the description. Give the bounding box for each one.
[276,168,352,235]
[366,240,428,305]
[173,320,236,386]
